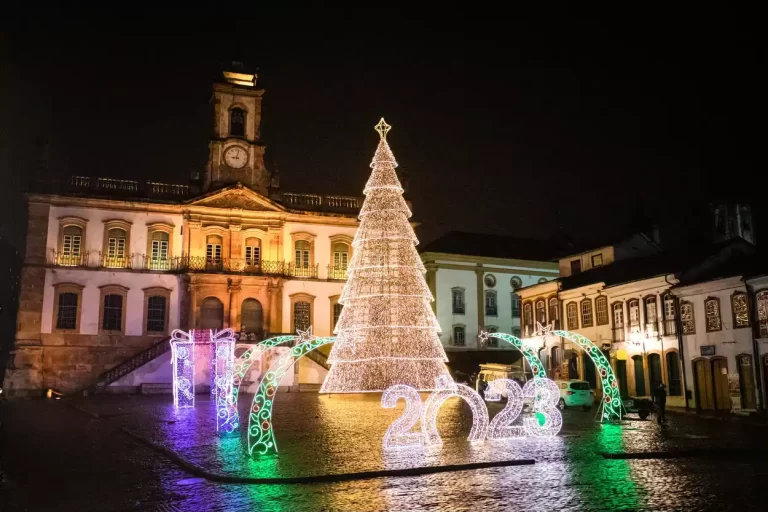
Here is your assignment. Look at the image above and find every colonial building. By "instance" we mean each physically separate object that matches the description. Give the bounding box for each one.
[3,67,360,396]
[419,232,560,374]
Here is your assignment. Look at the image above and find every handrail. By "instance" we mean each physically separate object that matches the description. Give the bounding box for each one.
[96,336,171,387]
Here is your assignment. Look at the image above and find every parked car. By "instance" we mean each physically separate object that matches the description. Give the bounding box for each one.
[622,396,655,420]
[555,380,594,411]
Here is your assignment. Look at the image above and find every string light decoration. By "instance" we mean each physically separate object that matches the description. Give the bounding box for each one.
[486,379,524,439]
[320,118,452,393]
[211,329,237,433]
[422,376,488,445]
[229,334,300,431]
[170,329,195,408]
[521,378,562,436]
[552,330,623,422]
[479,331,547,379]
[249,331,335,456]
[381,385,425,450]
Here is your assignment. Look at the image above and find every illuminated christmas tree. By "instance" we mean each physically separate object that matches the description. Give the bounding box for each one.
[320,119,452,393]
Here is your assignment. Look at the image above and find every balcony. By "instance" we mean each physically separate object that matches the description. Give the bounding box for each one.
[289,264,319,279]
[452,305,465,315]
[50,250,90,267]
[485,307,498,317]
[100,252,132,269]
[327,265,348,280]
[280,192,362,213]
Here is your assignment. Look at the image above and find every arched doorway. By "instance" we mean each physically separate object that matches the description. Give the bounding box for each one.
[737,354,756,410]
[647,353,663,392]
[693,357,731,410]
[241,298,264,337]
[632,355,646,396]
[200,297,224,329]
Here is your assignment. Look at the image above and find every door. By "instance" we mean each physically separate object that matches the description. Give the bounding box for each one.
[616,360,629,397]
[648,353,663,391]
[632,355,646,396]
[200,297,224,330]
[582,353,597,390]
[712,358,730,410]
[694,359,715,410]
[241,298,264,336]
[738,355,757,410]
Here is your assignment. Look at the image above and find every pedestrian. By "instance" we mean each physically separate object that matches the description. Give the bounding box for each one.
[653,383,667,424]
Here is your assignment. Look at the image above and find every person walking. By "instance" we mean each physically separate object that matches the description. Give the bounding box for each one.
[653,383,667,424]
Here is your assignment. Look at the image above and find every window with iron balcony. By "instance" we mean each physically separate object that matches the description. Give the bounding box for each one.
[485,290,497,316]
[452,288,465,315]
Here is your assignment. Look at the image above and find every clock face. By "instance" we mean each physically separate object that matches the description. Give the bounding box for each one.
[224,146,248,169]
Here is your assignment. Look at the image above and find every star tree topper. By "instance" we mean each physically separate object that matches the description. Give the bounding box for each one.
[374,118,391,139]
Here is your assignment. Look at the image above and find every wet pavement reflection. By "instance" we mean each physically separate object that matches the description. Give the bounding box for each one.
[2,393,768,511]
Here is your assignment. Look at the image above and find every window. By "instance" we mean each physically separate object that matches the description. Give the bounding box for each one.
[107,228,127,258]
[245,237,261,266]
[62,226,82,257]
[484,274,497,288]
[486,326,498,347]
[591,253,603,267]
[295,240,310,268]
[294,301,311,332]
[230,108,245,137]
[548,297,559,327]
[535,299,546,324]
[56,292,79,330]
[628,299,640,331]
[580,299,593,327]
[332,242,349,269]
[757,291,768,337]
[206,235,223,263]
[452,288,465,314]
[570,259,582,275]
[662,294,676,336]
[567,302,579,330]
[151,232,169,261]
[644,296,658,334]
[523,302,533,332]
[146,296,167,333]
[510,276,522,290]
[680,301,695,334]
[732,292,749,328]
[511,293,521,317]
[333,303,343,329]
[200,297,224,330]
[99,285,128,333]
[485,290,497,316]
[452,325,465,346]
[102,294,123,332]
[146,223,173,271]
[612,302,625,342]
[591,296,607,325]
[551,346,562,370]
[705,297,722,332]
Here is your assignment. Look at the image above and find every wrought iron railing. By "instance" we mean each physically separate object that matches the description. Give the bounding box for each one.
[485,307,498,317]
[327,265,348,280]
[100,252,133,269]
[96,336,171,388]
[452,305,465,315]
[50,250,90,267]
[305,347,330,370]
[289,264,319,279]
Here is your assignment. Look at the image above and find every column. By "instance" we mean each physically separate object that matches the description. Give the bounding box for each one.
[228,280,241,330]
[657,292,667,385]
[188,284,198,330]
[268,281,283,333]
[475,265,485,332]
[188,220,203,258]
[267,227,283,262]
[229,224,242,268]
[622,300,630,343]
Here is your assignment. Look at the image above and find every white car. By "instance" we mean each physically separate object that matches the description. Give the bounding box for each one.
[555,380,594,411]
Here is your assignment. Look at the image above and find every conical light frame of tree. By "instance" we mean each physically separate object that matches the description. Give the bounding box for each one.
[320,119,452,393]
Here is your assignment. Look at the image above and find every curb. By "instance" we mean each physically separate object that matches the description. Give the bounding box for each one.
[121,427,535,485]
[600,448,768,460]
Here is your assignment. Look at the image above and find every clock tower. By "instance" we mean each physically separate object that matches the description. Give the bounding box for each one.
[205,64,269,195]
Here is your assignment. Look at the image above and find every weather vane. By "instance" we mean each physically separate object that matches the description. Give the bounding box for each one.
[375,118,391,139]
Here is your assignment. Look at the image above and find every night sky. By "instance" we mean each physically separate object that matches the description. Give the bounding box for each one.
[2,10,761,248]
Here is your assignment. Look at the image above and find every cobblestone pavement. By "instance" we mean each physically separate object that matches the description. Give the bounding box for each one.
[2,393,768,511]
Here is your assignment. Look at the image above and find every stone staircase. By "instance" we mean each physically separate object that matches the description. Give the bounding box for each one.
[94,336,171,390]
[305,347,330,370]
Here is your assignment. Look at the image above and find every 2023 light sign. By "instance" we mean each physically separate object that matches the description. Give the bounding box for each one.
[381,376,562,450]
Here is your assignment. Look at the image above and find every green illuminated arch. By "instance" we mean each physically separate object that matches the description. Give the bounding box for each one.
[553,330,623,421]
[248,336,335,456]
[485,332,547,378]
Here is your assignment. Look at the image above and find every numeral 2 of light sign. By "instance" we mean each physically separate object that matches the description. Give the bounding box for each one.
[381,385,424,450]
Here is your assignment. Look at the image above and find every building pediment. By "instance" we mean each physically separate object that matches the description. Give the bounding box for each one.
[186,183,285,212]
